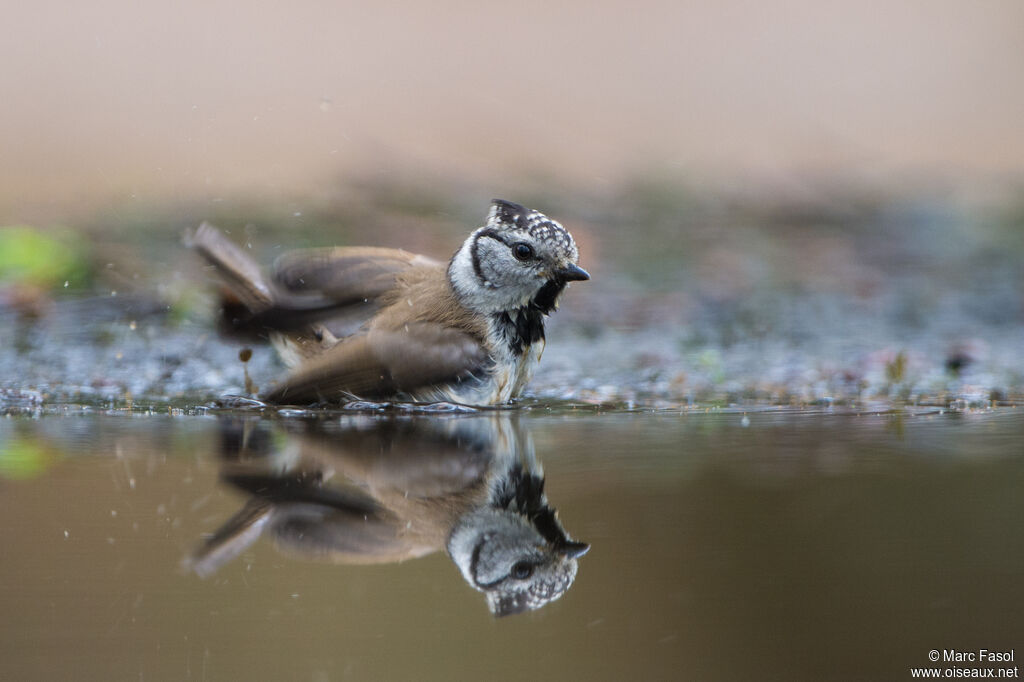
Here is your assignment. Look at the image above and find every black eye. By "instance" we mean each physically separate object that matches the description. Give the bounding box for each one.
[512,242,534,261]
[510,561,534,580]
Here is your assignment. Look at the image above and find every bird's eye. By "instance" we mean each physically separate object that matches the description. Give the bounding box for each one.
[510,561,534,580]
[512,243,535,261]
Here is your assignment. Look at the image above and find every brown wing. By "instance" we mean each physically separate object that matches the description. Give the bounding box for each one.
[248,248,443,337]
[273,247,441,305]
[185,481,429,571]
[289,419,493,497]
[189,224,443,339]
[269,504,437,565]
[261,322,489,404]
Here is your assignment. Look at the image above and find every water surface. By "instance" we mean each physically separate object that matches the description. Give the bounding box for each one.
[2,407,1021,680]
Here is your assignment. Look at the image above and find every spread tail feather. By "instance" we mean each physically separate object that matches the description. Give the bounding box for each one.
[186,222,277,312]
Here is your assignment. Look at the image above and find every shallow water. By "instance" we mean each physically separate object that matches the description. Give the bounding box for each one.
[2,407,1021,681]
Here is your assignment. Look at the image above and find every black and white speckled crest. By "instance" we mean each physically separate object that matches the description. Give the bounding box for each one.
[487,199,577,259]
[488,560,579,616]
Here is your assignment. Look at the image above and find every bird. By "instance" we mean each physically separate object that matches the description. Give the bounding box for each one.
[184,414,589,616]
[187,199,589,406]
[446,456,591,616]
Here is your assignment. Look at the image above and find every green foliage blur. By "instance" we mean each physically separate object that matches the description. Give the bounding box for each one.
[0,226,91,291]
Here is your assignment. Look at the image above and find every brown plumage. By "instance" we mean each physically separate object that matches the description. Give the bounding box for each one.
[187,199,588,405]
[184,415,588,615]
[186,417,494,572]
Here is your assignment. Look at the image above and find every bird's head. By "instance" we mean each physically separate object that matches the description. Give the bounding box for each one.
[447,463,589,616]
[450,200,589,314]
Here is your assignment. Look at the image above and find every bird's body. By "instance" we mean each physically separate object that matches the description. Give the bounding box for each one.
[185,415,589,616]
[188,200,588,405]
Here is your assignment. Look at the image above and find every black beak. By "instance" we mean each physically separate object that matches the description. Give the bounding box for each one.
[557,541,591,559]
[557,264,590,282]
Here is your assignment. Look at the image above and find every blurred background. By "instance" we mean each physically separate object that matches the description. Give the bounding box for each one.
[3,6,1024,679]
[2,0,1023,407]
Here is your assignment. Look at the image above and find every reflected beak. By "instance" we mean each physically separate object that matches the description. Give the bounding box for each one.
[556,263,590,282]
[557,541,591,559]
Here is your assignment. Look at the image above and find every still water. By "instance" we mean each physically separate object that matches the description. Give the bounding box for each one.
[1,407,1022,681]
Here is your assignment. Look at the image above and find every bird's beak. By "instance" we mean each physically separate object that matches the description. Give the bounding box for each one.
[557,541,591,559]
[556,264,590,282]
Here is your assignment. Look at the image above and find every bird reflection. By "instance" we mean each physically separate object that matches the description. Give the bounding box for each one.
[185,413,588,616]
